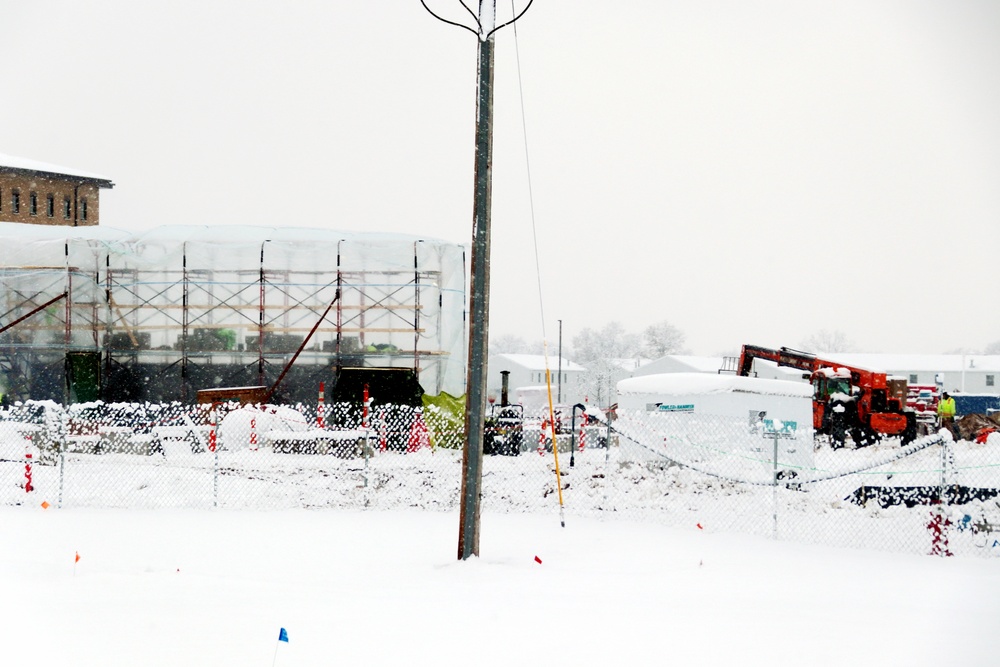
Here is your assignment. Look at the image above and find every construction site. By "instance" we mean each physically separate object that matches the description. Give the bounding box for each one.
[0,223,467,405]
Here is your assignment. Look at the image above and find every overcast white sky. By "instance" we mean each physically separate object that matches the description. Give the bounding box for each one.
[3,1,999,356]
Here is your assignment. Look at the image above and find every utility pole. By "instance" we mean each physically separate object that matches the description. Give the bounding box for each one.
[457,0,496,561]
[421,0,534,561]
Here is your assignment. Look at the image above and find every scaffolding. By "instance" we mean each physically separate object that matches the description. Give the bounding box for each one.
[0,224,467,404]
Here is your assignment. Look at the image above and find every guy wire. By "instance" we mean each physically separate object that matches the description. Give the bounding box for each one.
[510,2,566,525]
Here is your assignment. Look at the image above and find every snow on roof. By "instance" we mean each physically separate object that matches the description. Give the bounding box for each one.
[667,355,725,372]
[0,222,458,248]
[0,152,112,182]
[609,357,653,372]
[633,355,726,376]
[617,372,813,398]
[0,221,130,242]
[820,353,1000,373]
[491,354,586,372]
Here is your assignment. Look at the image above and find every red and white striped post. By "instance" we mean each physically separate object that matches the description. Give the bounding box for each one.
[537,419,549,456]
[362,383,370,430]
[208,408,217,453]
[317,381,326,429]
[578,413,588,452]
[249,415,258,451]
[24,437,34,493]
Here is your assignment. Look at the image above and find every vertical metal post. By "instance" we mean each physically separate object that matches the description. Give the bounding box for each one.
[181,244,190,403]
[414,242,421,373]
[602,420,613,510]
[104,254,112,400]
[362,383,371,495]
[772,434,779,540]
[939,437,954,500]
[258,243,266,386]
[557,319,562,404]
[335,248,343,374]
[58,411,66,508]
[459,1,497,560]
[569,404,577,468]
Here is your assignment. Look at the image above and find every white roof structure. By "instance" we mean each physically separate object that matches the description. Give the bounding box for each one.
[0,152,112,182]
[617,372,813,398]
[609,357,653,372]
[820,353,1000,373]
[632,355,725,377]
[491,353,585,372]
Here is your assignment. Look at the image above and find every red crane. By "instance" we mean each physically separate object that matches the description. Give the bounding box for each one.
[736,345,917,447]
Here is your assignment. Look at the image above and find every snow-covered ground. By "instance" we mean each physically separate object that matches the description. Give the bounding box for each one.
[2,508,998,666]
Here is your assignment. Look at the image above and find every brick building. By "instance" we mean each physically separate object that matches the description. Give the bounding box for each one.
[0,153,114,226]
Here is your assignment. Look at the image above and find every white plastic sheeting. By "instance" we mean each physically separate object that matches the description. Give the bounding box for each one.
[0,223,467,397]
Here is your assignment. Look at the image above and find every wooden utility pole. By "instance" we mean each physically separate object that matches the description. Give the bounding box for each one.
[458,0,497,561]
[421,0,534,560]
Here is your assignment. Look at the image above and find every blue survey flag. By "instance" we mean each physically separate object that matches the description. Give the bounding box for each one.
[278,627,289,643]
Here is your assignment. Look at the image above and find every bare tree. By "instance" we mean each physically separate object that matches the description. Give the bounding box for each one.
[800,329,856,353]
[642,320,687,358]
[490,333,530,354]
[984,340,1000,355]
[571,321,641,363]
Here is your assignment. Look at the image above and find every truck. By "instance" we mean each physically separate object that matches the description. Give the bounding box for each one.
[735,345,917,447]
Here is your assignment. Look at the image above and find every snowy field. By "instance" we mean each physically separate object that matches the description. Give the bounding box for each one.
[3,507,999,667]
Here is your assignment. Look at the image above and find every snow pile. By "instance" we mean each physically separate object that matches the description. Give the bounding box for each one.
[218,405,309,451]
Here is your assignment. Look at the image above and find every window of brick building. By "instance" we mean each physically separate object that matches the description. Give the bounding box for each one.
[46,194,55,217]
[63,197,71,220]
[12,190,20,214]
[30,192,38,216]
[80,198,88,221]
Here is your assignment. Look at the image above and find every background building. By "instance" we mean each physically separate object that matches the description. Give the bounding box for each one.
[486,353,587,409]
[0,153,113,226]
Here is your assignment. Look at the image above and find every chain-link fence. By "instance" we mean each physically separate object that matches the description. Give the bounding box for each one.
[3,400,999,558]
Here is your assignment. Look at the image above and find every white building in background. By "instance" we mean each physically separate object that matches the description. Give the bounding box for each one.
[486,353,587,408]
[643,353,1000,396]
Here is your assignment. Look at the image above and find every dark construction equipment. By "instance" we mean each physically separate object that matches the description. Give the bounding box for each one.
[736,345,917,447]
[329,367,423,408]
[483,370,523,456]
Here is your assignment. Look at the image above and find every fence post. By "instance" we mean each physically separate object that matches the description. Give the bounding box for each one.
[602,421,614,510]
[772,433,779,540]
[939,437,955,493]
[362,384,370,498]
[58,409,67,508]
[210,406,219,508]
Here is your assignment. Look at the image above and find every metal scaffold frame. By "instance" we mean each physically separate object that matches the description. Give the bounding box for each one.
[0,227,466,404]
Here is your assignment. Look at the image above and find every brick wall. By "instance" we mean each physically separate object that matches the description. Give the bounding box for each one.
[0,172,102,226]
